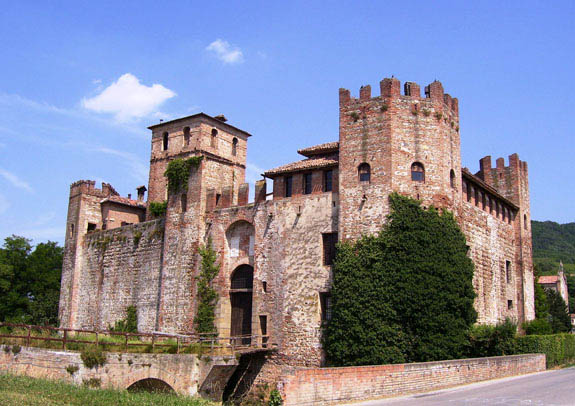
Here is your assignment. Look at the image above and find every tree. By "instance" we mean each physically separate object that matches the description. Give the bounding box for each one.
[533,265,549,319]
[194,238,220,334]
[546,289,571,333]
[324,194,477,366]
[0,236,63,325]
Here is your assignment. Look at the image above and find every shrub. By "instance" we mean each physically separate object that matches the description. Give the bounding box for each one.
[66,364,79,375]
[83,378,102,388]
[3,346,11,353]
[193,238,220,335]
[324,194,476,366]
[80,346,106,369]
[468,319,517,357]
[516,333,575,368]
[11,344,21,355]
[269,389,283,406]
[111,306,138,333]
[149,201,167,218]
[522,318,553,335]
[164,156,203,193]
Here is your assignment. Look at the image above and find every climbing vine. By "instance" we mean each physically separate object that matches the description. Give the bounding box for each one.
[194,238,219,335]
[149,201,167,217]
[164,156,203,194]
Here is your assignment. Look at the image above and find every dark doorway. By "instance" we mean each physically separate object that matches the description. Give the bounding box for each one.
[230,265,253,345]
[127,378,175,394]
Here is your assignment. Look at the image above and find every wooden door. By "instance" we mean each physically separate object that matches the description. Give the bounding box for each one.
[231,292,252,344]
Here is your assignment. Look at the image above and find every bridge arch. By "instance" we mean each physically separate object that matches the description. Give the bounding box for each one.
[127,377,175,394]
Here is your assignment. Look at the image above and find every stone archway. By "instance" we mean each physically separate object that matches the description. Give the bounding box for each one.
[127,378,175,394]
[230,264,253,345]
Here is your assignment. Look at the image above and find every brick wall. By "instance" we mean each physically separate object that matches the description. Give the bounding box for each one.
[279,354,546,405]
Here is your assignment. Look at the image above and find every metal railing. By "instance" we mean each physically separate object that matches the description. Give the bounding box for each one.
[0,322,270,355]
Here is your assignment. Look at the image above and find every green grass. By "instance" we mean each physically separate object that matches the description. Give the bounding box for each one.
[0,374,217,406]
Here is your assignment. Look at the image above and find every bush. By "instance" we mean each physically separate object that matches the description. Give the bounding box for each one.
[80,346,106,369]
[11,344,21,355]
[149,201,167,218]
[269,389,283,406]
[468,319,517,357]
[111,306,138,333]
[324,194,477,366]
[522,318,553,335]
[66,364,79,375]
[516,333,575,368]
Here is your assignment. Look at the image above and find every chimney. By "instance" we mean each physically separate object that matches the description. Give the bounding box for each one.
[136,185,147,202]
[214,114,228,122]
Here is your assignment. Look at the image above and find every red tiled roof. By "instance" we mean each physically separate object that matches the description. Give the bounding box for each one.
[297,142,339,157]
[538,275,559,284]
[101,195,146,208]
[264,154,338,177]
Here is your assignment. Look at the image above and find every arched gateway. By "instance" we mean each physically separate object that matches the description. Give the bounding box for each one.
[230,264,253,345]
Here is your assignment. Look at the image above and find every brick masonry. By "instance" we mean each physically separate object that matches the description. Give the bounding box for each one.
[0,345,237,398]
[278,354,546,405]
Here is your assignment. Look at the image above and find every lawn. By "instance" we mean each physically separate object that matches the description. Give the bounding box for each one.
[0,374,217,406]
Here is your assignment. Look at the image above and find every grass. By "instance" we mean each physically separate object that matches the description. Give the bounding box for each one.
[0,374,217,406]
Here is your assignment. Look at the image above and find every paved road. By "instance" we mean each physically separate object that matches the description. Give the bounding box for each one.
[345,368,575,406]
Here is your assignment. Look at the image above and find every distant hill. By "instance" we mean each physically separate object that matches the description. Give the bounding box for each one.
[531,220,575,275]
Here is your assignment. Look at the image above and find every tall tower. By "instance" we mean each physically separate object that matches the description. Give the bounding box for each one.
[338,78,461,240]
[147,113,252,333]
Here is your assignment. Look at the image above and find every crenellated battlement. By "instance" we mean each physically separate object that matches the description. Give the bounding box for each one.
[339,77,459,116]
[69,180,120,198]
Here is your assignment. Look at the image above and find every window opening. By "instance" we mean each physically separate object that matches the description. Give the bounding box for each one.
[358,163,371,182]
[320,292,332,322]
[450,169,456,189]
[211,128,218,147]
[323,232,338,266]
[303,173,312,195]
[183,127,190,146]
[232,137,238,156]
[324,170,333,192]
[411,162,425,182]
[162,132,169,151]
[215,193,221,207]
[285,175,293,197]
[506,260,511,283]
[262,281,267,293]
[181,194,187,212]
[507,300,513,310]
[87,223,96,232]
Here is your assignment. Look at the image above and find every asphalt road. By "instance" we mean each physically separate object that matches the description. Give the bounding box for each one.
[345,368,575,406]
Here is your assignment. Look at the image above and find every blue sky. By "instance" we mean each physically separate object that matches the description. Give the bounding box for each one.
[0,1,573,245]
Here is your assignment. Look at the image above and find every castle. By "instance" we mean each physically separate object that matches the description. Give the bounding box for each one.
[59,77,535,374]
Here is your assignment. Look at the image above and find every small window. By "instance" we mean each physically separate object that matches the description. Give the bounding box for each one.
[259,315,268,336]
[475,189,480,207]
[411,162,425,182]
[358,163,371,182]
[215,193,221,207]
[524,214,528,229]
[506,260,512,283]
[285,175,293,197]
[181,193,187,212]
[262,281,267,293]
[324,170,333,192]
[70,223,75,238]
[320,292,332,322]
[211,128,218,147]
[232,137,238,156]
[120,221,132,227]
[183,127,190,146]
[507,300,513,310]
[303,173,312,195]
[323,232,338,266]
[162,132,169,151]
[450,169,456,189]
[87,223,96,232]
[496,201,500,218]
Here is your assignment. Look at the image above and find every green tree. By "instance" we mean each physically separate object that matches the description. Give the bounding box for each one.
[0,236,63,325]
[324,194,477,366]
[546,289,571,333]
[193,238,219,334]
[533,265,549,319]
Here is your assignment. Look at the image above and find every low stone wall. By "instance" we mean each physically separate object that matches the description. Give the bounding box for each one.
[0,345,237,398]
[279,354,546,405]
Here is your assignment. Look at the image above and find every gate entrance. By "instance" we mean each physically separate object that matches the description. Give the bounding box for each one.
[230,265,253,345]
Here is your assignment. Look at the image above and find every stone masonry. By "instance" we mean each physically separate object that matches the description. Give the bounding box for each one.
[59,77,536,391]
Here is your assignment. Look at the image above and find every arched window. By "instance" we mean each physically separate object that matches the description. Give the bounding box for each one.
[211,128,218,147]
[162,132,169,151]
[232,137,238,156]
[183,127,190,146]
[231,265,254,290]
[358,163,370,182]
[181,193,187,212]
[411,162,425,182]
[450,169,456,189]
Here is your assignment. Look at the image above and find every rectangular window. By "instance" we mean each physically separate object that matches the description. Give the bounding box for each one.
[506,260,511,283]
[323,232,338,266]
[87,223,96,232]
[285,175,293,197]
[215,193,221,207]
[507,300,513,310]
[262,281,267,293]
[320,292,332,322]
[249,235,255,256]
[324,170,333,192]
[303,173,312,195]
[230,236,240,258]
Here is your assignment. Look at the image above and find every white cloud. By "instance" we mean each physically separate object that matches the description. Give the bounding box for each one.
[82,73,176,122]
[246,162,265,185]
[0,168,33,193]
[206,39,244,64]
[0,194,9,214]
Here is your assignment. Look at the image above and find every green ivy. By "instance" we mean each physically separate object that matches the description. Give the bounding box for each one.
[149,201,167,217]
[324,193,477,366]
[111,306,138,333]
[164,156,203,194]
[193,238,219,335]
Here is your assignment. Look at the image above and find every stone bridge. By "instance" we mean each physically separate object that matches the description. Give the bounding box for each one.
[0,345,239,400]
